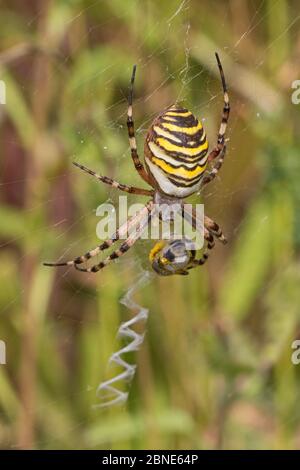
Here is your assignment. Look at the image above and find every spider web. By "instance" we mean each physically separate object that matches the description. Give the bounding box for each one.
[0,0,299,449]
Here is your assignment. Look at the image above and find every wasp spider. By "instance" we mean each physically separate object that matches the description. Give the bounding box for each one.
[44,53,229,274]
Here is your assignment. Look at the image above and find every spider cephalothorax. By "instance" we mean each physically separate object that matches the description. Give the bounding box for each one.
[44,53,229,275]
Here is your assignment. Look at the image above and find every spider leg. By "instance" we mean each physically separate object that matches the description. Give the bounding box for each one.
[73,162,154,196]
[75,203,153,273]
[177,206,214,268]
[206,53,230,164]
[127,65,152,185]
[187,229,215,269]
[204,215,227,244]
[200,145,227,188]
[182,203,227,246]
[44,200,154,268]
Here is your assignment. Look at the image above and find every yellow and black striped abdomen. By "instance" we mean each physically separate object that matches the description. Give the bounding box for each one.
[144,105,209,198]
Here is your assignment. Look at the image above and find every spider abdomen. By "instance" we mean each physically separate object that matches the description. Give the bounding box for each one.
[144,105,209,197]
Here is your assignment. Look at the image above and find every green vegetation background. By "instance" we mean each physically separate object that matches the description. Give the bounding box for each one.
[0,0,300,449]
